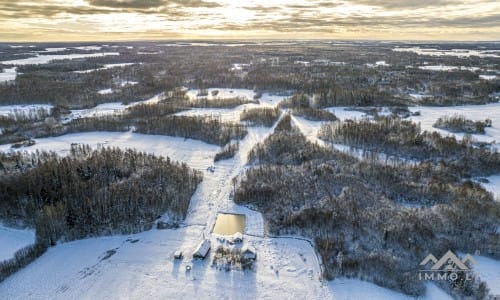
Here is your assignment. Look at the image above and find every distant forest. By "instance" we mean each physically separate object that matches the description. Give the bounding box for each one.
[0,41,498,109]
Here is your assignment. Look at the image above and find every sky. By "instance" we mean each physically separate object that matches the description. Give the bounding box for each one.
[0,0,499,42]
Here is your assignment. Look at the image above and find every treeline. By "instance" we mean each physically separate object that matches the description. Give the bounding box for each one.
[187,97,258,109]
[0,145,203,245]
[234,122,500,298]
[0,242,48,283]
[240,107,280,127]
[0,104,247,146]
[280,93,337,121]
[433,114,491,134]
[214,142,239,162]
[318,116,500,176]
[135,115,247,146]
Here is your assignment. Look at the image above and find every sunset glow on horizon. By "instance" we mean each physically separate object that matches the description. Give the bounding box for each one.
[0,0,499,42]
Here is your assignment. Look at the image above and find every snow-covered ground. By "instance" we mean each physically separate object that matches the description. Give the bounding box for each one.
[408,103,500,146]
[482,175,500,201]
[68,102,125,119]
[1,89,496,299]
[0,104,53,117]
[324,107,368,121]
[479,75,497,81]
[418,65,480,72]
[393,47,500,58]
[328,279,452,300]
[472,255,500,296]
[0,224,35,262]
[0,67,17,83]
[0,52,120,66]
[0,131,219,172]
[97,88,113,95]
[74,63,137,74]
[185,88,284,106]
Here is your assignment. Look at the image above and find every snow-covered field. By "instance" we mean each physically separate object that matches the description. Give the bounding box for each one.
[0,131,220,172]
[472,255,500,296]
[0,67,17,83]
[393,47,500,58]
[0,224,35,262]
[0,89,498,299]
[74,63,137,74]
[0,104,53,117]
[408,103,500,146]
[418,65,480,72]
[0,52,120,66]
[324,107,368,121]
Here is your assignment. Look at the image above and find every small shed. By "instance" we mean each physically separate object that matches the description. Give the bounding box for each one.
[193,239,211,259]
[242,246,257,261]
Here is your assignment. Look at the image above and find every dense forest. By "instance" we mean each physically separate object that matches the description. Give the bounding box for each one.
[235,118,500,298]
[1,41,498,109]
[0,145,202,281]
[318,116,500,176]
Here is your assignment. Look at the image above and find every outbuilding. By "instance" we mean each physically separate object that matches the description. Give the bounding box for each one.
[193,239,211,259]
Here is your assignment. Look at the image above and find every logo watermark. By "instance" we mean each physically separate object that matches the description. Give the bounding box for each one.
[418,250,476,281]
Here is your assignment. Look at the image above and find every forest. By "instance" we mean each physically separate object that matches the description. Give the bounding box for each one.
[235,116,499,299]
[318,116,500,177]
[0,145,202,282]
[0,103,248,147]
[1,41,498,110]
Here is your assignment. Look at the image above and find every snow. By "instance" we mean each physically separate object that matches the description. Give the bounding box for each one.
[366,61,390,68]
[472,255,500,296]
[328,279,452,300]
[231,63,250,71]
[323,107,368,121]
[186,88,255,101]
[0,224,36,262]
[73,46,103,51]
[38,47,68,53]
[393,47,500,58]
[174,89,283,122]
[409,93,432,100]
[418,65,480,72]
[174,103,262,123]
[0,131,220,171]
[0,52,120,66]
[0,67,17,83]
[74,63,136,74]
[479,75,497,80]
[481,175,500,201]
[0,104,53,117]
[120,80,138,87]
[0,90,481,299]
[408,103,500,146]
[98,88,113,95]
[69,102,126,119]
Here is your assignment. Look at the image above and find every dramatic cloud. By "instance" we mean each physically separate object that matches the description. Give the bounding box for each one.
[87,0,220,9]
[0,0,498,41]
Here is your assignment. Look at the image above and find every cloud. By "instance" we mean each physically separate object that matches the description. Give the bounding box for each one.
[87,0,165,9]
[87,0,220,9]
[0,0,498,41]
[347,0,457,9]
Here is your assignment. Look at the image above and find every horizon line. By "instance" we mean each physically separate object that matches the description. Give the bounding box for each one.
[1,38,499,44]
